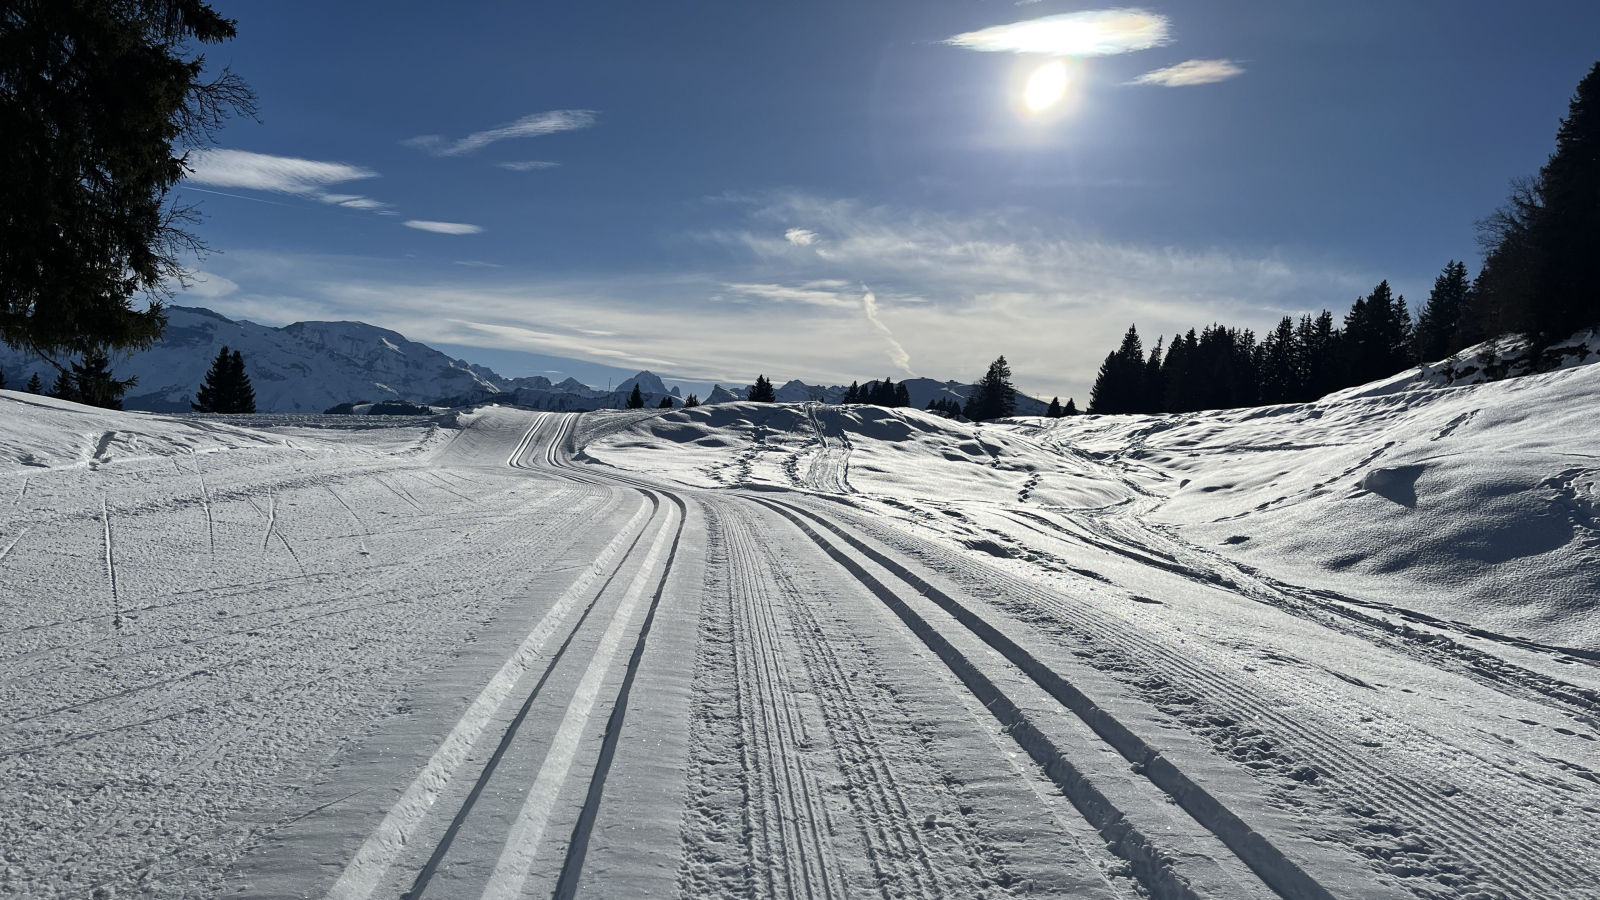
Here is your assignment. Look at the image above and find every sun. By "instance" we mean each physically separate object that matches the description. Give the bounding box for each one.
[1023,61,1069,112]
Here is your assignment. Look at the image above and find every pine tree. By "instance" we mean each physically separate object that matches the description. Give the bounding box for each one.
[1257,316,1299,405]
[894,382,910,408]
[626,384,645,408]
[25,372,43,394]
[1,1,254,366]
[684,393,700,407]
[748,375,776,402]
[48,369,75,401]
[228,350,255,413]
[1526,62,1600,343]
[1141,338,1165,413]
[658,395,674,408]
[1046,397,1062,418]
[1063,398,1078,415]
[193,346,254,413]
[70,352,134,409]
[1089,325,1145,414]
[843,381,860,404]
[1413,261,1471,361]
[964,356,1016,421]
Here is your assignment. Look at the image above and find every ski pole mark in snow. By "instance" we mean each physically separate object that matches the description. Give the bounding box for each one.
[320,496,653,900]
[0,526,29,566]
[326,484,370,555]
[480,501,681,900]
[193,456,215,555]
[102,499,120,627]
[261,488,277,553]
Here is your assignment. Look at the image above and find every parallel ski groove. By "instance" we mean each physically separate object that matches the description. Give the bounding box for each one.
[827,502,1597,899]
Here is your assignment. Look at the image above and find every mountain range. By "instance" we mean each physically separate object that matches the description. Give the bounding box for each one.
[0,306,1046,415]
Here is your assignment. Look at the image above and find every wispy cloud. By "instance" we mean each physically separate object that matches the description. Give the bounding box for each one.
[403,220,483,235]
[184,149,381,209]
[1131,58,1244,87]
[945,9,1170,56]
[404,110,597,157]
[784,228,818,246]
[862,287,913,374]
[498,160,561,171]
[724,281,858,308]
[191,198,1368,398]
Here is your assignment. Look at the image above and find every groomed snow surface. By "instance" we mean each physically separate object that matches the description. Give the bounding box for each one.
[2,358,1597,900]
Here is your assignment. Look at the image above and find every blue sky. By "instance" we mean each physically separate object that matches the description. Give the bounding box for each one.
[175,1,1600,401]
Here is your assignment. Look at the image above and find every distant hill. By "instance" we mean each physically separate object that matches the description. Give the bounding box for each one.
[0,306,1049,416]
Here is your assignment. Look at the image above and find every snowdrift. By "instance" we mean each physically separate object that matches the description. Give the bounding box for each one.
[585,360,1600,650]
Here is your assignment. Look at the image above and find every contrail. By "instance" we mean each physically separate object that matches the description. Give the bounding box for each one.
[862,286,913,375]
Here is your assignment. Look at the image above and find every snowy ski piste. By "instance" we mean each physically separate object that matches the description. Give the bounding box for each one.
[2,355,1597,900]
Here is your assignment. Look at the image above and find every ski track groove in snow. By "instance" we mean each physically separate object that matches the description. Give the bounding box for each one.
[822,503,1599,900]
[727,500,998,898]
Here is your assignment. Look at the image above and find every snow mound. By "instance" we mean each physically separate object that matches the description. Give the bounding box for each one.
[1330,326,1600,401]
[1022,360,1600,649]
[581,401,1134,509]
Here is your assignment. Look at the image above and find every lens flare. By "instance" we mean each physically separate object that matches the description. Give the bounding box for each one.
[1024,61,1069,111]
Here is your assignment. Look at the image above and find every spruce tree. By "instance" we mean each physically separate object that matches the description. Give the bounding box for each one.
[1,1,254,366]
[1063,398,1078,415]
[894,382,910,408]
[1089,326,1144,414]
[70,352,134,409]
[1526,62,1600,343]
[1141,338,1165,413]
[25,372,42,394]
[1257,316,1299,405]
[0,366,5,390]
[1414,261,1471,361]
[48,369,75,401]
[658,395,674,408]
[193,346,254,413]
[1046,397,1062,418]
[228,350,255,413]
[965,356,1016,421]
[684,393,699,407]
[748,375,776,402]
[626,384,645,408]
[843,381,860,404]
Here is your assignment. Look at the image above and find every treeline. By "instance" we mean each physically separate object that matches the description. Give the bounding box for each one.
[1090,61,1600,416]
[1089,279,1420,414]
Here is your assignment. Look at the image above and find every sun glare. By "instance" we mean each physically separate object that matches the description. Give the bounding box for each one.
[1024,61,1069,112]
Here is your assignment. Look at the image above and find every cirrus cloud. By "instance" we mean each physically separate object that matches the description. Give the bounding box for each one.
[1131,58,1245,87]
[185,149,376,199]
[403,220,483,235]
[404,110,597,157]
[945,9,1171,56]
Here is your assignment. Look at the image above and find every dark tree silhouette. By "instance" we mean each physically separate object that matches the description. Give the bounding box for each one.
[1089,326,1145,414]
[963,356,1016,421]
[1046,397,1062,418]
[842,381,860,403]
[1413,261,1471,361]
[1,0,255,373]
[48,369,75,401]
[658,395,674,408]
[684,393,699,407]
[25,371,42,394]
[1063,398,1078,415]
[748,375,776,402]
[70,352,134,409]
[192,346,254,413]
[626,384,645,408]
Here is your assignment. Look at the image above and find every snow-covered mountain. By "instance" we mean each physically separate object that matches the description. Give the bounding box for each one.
[0,306,510,413]
[0,306,1050,415]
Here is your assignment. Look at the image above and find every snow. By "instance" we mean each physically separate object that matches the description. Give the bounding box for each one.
[3,352,1599,900]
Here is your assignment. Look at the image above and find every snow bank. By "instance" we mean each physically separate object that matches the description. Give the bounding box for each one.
[1021,361,1600,649]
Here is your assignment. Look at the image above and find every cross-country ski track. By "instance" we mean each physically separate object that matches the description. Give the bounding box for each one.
[3,393,1599,900]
